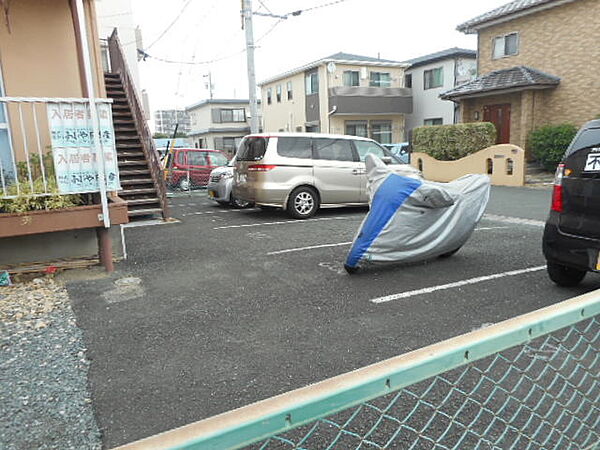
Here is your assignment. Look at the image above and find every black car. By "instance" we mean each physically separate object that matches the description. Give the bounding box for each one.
[543,119,600,286]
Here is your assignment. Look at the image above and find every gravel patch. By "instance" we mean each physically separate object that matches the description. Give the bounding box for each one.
[0,278,101,449]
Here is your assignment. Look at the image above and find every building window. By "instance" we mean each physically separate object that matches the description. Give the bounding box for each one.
[370,121,392,144]
[220,108,246,123]
[424,67,443,89]
[286,81,293,100]
[267,88,272,105]
[276,85,282,102]
[343,70,360,87]
[345,121,368,138]
[222,137,242,153]
[404,73,412,88]
[305,72,319,95]
[493,32,519,59]
[369,72,391,87]
[424,118,443,126]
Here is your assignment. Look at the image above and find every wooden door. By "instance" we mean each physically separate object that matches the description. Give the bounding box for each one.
[483,104,511,144]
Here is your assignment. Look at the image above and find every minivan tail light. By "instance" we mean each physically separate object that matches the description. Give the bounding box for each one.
[551,163,565,212]
[248,164,277,172]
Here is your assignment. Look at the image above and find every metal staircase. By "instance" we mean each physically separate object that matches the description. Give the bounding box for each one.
[105,30,169,220]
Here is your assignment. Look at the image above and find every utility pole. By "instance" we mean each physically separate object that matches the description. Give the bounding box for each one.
[242,0,259,133]
[203,71,213,100]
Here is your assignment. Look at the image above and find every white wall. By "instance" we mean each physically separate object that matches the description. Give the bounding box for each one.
[404,57,476,138]
[95,0,142,94]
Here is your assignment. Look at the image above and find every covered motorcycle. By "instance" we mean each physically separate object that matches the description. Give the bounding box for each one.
[344,154,490,273]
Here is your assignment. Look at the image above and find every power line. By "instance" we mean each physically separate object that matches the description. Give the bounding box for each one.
[146,0,193,50]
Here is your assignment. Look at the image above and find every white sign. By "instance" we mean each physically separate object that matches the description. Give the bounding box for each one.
[47,102,121,194]
[584,149,600,172]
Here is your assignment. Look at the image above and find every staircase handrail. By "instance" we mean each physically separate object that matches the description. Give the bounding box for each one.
[107,28,169,219]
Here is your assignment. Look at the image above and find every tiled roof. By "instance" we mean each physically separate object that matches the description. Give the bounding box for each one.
[323,52,403,64]
[457,0,578,33]
[440,66,560,99]
[404,48,476,68]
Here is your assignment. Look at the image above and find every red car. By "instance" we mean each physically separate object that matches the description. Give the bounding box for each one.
[165,148,229,190]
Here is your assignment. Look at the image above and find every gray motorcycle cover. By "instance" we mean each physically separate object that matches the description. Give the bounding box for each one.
[345,155,490,271]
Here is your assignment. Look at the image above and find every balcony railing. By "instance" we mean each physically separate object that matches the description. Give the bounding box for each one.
[0,97,118,202]
[328,86,413,115]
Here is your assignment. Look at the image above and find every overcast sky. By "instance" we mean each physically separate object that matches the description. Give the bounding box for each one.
[129,0,508,112]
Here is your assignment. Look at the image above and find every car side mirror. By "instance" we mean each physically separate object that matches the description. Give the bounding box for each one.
[381,156,392,165]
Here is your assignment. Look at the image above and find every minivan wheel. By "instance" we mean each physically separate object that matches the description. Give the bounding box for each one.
[288,187,319,219]
[179,178,191,191]
[231,195,251,209]
[546,261,586,287]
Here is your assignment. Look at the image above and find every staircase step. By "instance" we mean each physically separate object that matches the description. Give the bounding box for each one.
[118,160,148,167]
[113,119,135,125]
[104,72,120,79]
[116,142,141,149]
[120,168,150,176]
[107,89,126,96]
[117,153,145,160]
[119,187,157,196]
[120,178,155,186]
[112,111,132,117]
[127,207,163,217]
[112,104,129,110]
[115,135,140,141]
[114,127,138,133]
[125,198,160,206]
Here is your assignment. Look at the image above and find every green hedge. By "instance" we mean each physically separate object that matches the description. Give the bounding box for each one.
[411,122,496,161]
[528,124,578,171]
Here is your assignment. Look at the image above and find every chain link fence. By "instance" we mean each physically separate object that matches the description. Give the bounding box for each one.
[119,291,600,450]
[255,317,599,449]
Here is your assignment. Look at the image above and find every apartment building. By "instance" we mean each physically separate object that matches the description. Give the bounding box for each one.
[259,52,412,144]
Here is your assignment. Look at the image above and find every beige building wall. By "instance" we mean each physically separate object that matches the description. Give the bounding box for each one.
[261,72,306,132]
[476,0,600,128]
[325,63,406,89]
[329,115,405,142]
[0,0,106,163]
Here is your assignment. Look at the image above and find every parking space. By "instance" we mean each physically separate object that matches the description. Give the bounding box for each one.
[69,187,600,447]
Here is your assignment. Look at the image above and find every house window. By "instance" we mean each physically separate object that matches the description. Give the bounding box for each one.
[369,72,391,87]
[424,67,443,89]
[286,81,293,100]
[424,118,443,126]
[343,70,360,87]
[345,121,368,138]
[305,72,319,95]
[370,121,392,144]
[220,108,245,123]
[267,88,272,105]
[276,85,282,103]
[404,73,412,88]
[493,32,519,59]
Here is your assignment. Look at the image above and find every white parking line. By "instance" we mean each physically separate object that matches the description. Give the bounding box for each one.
[483,214,545,227]
[371,265,546,304]
[266,227,507,256]
[214,216,348,230]
[267,241,353,255]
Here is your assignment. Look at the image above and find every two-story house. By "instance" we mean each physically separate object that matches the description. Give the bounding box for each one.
[403,48,477,138]
[441,0,600,153]
[259,52,412,145]
[186,99,260,155]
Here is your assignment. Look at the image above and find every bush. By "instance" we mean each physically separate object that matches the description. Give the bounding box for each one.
[0,178,85,214]
[411,122,497,161]
[528,124,578,171]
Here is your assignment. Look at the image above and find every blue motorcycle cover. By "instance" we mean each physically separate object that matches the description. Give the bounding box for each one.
[344,154,490,272]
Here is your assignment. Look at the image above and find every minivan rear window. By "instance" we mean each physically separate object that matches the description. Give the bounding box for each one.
[566,128,600,156]
[277,137,312,158]
[237,137,269,161]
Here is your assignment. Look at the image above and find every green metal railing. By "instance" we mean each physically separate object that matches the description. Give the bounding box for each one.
[119,289,600,450]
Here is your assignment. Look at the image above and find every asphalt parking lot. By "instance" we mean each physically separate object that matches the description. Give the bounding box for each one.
[68,186,600,447]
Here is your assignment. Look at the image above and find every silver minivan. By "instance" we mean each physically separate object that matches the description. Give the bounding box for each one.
[233,133,408,219]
